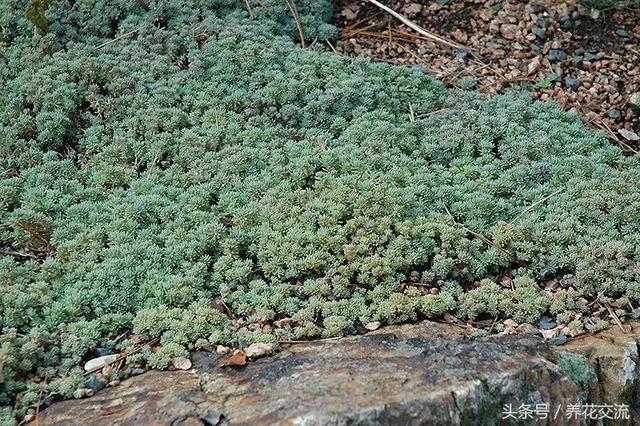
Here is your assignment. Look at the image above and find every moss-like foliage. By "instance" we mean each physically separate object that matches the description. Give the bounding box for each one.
[554,351,598,389]
[1,0,640,420]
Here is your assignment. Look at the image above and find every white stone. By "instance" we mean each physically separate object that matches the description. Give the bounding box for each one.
[245,343,273,359]
[84,354,119,373]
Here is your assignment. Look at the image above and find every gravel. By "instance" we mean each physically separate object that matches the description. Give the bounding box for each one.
[334,0,640,152]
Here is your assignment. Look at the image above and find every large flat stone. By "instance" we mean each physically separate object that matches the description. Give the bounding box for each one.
[35,321,640,425]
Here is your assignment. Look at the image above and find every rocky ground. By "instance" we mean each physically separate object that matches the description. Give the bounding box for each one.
[34,320,640,425]
[333,0,640,152]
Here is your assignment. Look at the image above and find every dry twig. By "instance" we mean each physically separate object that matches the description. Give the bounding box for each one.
[364,0,478,58]
[95,25,146,50]
[509,188,564,225]
[243,0,254,18]
[284,0,306,48]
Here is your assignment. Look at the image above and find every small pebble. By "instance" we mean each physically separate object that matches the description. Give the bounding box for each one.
[365,321,381,331]
[549,333,567,346]
[539,316,557,330]
[95,347,114,357]
[606,110,622,121]
[130,368,145,376]
[548,49,567,63]
[531,27,546,40]
[565,78,581,90]
[173,357,192,370]
[245,342,274,359]
[616,29,629,38]
[85,375,106,392]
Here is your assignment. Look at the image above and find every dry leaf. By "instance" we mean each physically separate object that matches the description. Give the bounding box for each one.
[219,350,247,368]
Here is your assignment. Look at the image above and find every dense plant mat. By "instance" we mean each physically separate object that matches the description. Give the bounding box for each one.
[2,0,640,422]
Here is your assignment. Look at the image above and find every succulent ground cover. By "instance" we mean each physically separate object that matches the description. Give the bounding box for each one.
[2,0,640,422]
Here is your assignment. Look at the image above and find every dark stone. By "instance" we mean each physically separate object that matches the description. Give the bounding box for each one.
[616,29,629,38]
[535,17,549,28]
[84,376,105,392]
[130,368,145,376]
[572,55,583,66]
[519,81,533,92]
[548,49,567,63]
[565,78,581,90]
[546,73,561,83]
[202,409,223,425]
[549,333,567,346]
[584,51,601,61]
[531,4,545,13]
[455,49,468,60]
[539,316,557,330]
[607,110,622,121]
[94,347,113,357]
[531,27,546,39]
[559,15,572,29]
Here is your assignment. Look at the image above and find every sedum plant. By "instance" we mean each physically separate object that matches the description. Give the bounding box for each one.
[1,0,640,421]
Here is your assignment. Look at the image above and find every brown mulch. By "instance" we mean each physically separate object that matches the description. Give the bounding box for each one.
[333,0,640,153]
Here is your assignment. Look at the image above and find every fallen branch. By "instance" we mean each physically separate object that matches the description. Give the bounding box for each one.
[364,0,477,58]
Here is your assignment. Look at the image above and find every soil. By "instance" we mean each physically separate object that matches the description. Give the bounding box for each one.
[333,0,640,152]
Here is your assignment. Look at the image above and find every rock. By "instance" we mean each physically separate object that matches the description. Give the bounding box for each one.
[531,3,545,13]
[101,364,113,379]
[531,27,545,39]
[364,321,381,331]
[130,368,145,376]
[29,322,575,425]
[244,342,273,359]
[619,129,640,141]
[85,375,106,392]
[630,92,640,106]
[539,316,557,330]
[607,109,622,121]
[454,49,468,60]
[500,24,519,40]
[616,29,630,38]
[173,357,192,370]
[527,56,541,75]
[72,389,90,399]
[546,73,561,84]
[547,49,567,63]
[215,345,231,354]
[564,78,581,90]
[95,347,113,357]
[35,320,640,425]
[549,333,567,346]
[402,3,422,18]
[584,51,601,62]
[84,354,119,373]
[558,15,572,30]
[202,409,223,425]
